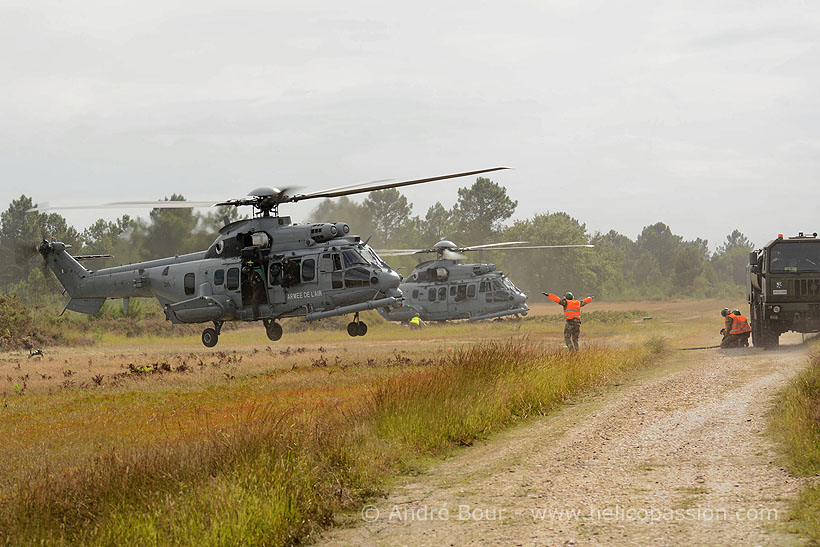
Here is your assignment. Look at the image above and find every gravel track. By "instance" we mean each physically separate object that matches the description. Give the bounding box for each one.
[319,336,812,546]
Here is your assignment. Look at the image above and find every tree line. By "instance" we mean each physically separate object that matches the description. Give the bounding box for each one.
[0,177,753,306]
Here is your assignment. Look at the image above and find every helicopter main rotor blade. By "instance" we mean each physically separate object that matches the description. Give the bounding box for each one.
[27,201,220,213]
[376,249,430,256]
[457,241,529,251]
[489,244,595,249]
[289,167,509,202]
[104,200,220,209]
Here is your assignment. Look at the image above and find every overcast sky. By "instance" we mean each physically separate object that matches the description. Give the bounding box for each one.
[2,0,819,250]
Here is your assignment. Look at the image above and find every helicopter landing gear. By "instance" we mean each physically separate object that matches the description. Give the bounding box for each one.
[201,321,223,348]
[263,319,283,342]
[347,312,367,337]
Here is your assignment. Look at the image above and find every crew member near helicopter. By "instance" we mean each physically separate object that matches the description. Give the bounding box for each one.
[543,291,594,351]
[720,307,751,348]
[409,313,424,329]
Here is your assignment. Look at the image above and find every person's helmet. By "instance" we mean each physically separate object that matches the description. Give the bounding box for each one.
[732,309,741,316]
[564,292,574,300]
[721,307,730,317]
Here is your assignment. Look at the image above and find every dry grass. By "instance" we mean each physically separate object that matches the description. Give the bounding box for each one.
[0,330,666,545]
[772,342,820,541]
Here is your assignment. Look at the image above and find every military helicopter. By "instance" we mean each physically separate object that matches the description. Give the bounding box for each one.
[376,240,593,322]
[29,168,506,347]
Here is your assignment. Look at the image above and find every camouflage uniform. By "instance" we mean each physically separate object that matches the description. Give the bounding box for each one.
[564,319,582,351]
[544,292,594,351]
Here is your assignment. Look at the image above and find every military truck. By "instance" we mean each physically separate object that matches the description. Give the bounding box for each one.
[746,232,820,347]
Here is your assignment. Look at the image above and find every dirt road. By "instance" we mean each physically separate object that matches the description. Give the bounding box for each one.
[319,336,812,545]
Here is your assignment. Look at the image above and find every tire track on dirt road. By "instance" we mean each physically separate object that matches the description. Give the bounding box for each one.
[319,337,812,546]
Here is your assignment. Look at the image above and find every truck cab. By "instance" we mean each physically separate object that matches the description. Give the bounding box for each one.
[747,232,820,347]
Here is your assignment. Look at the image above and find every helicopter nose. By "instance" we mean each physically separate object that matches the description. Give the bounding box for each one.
[376,270,401,291]
[514,291,528,305]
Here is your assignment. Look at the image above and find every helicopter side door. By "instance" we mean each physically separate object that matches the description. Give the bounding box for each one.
[267,259,287,305]
[448,282,478,319]
[319,252,344,293]
[218,261,242,308]
[424,285,449,319]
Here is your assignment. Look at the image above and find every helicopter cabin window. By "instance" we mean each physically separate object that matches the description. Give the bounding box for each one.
[344,266,370,287]
[438,287,447,301]
[428,288,437,301]
[282,259,301,287]
[184,273,195,296]
[226,267,240,291]
[449,285,457,297]
[455,285,467,302]
[214,269,224,286]
[412,289,419,299]
[302,259,316,282]
[269,262,282,286]
[467,284,477,299]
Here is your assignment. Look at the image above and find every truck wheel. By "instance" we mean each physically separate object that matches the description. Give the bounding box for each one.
[202,328,219,348]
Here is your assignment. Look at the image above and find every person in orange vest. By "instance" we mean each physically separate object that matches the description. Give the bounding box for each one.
[543,291,594,351]
[720,308,751,348]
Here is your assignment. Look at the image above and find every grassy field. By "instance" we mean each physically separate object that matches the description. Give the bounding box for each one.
[771,340,820,541]
[0,301,717,545]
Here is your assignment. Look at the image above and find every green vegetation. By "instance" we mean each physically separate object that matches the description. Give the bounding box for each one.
[772,344,820,541]
[0,337,664,545]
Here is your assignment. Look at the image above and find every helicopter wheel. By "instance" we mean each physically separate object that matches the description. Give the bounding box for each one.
[357,322,368,336]
[265,321,283,342]
[201,328,219,348]
[347,322,359,337]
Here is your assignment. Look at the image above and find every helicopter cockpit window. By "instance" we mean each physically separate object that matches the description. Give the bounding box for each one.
[359,245,388,268]
[214,269,225,286]
[184,273,195,296]
[227,268,240,291]
[438,287,447,301]
[344,266,370,287]
[479,281,488,293]
[450,286,457,297]
[467,284,477,299]
[428,288,437,301]
[302,259,316,282]
[333,253,342,271]
[342,250,368,268]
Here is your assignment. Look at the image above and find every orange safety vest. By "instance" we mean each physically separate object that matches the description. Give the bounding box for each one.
[729,314,751,335]
[564,299,581,320]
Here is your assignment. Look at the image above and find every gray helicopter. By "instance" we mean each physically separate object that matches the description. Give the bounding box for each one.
[30,168,506,346]
[376,240,593,322]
